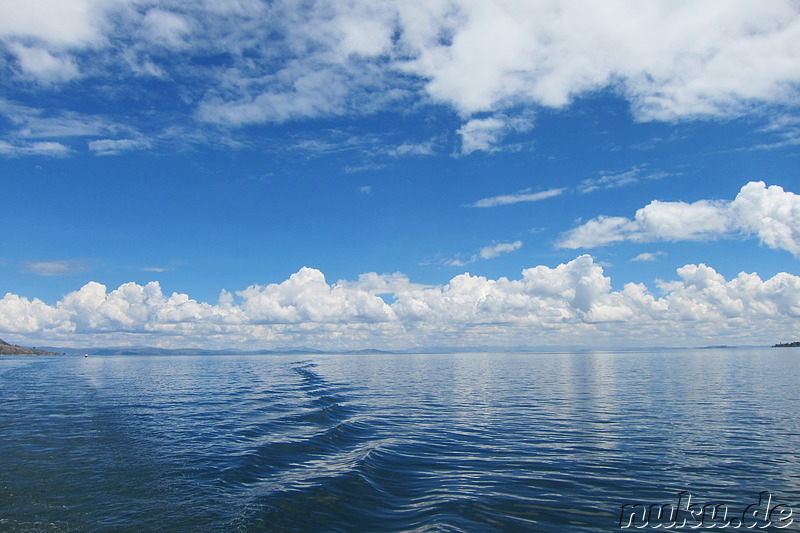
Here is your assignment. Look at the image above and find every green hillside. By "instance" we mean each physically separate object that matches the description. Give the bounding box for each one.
[0,339,63,355]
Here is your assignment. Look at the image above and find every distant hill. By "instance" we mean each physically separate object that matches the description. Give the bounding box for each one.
[0,338,63,355]
[46,346,394,356]
[774,341,800,348]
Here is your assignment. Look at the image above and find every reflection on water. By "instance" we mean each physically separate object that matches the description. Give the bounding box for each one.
[0,349,798,531]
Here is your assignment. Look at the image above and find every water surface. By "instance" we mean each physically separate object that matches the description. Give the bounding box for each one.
[1,349,798,531]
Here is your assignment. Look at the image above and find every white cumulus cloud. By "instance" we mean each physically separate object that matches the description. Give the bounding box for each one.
[4,257,798,349]
[559,181,800,257]
[235,267,396,325]
[401,0,800,121]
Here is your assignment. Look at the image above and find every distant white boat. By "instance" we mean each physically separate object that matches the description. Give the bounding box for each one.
[84,353,88,357]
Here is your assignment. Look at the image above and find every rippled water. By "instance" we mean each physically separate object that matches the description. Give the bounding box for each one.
[1,349,799,531]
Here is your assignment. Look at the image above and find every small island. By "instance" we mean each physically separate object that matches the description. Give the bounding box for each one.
[773,341,800,348]
[0,338,63,355]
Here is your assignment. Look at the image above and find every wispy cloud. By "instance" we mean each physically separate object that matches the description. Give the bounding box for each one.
[470,188,565,208]
[382,141,436,157]
[749,115,800,151]
[0,140,71,157]
[344,163,388,174]
[457,114,533,155]
[88,138,151,156]
[0,100,120,139]
[578,166,670,194]
[442,257,467,267]
[631,251,667,262]
[23,260,89,276]
[468,165,669,211]
[284,130,437,160]
[479,241,523,259]
[142,266,174,273]
[0,100,156,157]
[1,2,795,152]
[442,240,523,266]
[7,43,79,83]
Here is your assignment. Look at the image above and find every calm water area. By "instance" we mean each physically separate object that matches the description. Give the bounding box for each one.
[1,349,799,531]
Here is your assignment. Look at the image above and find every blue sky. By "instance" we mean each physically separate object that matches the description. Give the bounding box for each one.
[1,0,800,350]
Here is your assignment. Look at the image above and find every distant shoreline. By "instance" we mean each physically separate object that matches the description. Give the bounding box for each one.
[0,344,784,356]
[773,341,800,348]
[2,336,793,356]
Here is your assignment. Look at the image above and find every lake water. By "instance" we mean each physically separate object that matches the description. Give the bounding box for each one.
[1,349,799,531]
